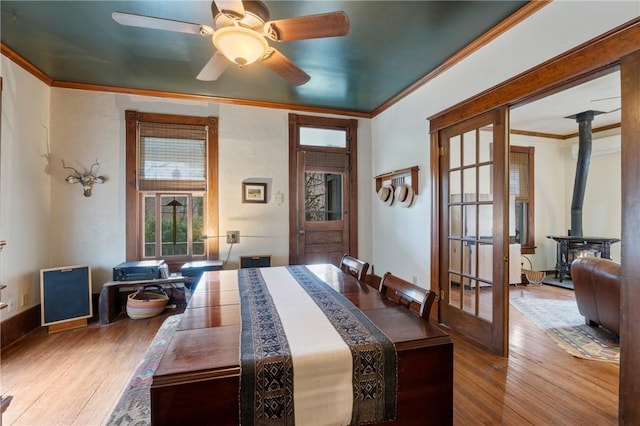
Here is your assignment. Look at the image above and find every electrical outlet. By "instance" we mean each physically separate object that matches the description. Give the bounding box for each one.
[226,230,240,244]
[412,276,418,284]
[21,293,28,307]
[8,298,16,313]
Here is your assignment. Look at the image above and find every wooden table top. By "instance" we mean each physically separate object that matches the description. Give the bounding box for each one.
[153,264,450,386]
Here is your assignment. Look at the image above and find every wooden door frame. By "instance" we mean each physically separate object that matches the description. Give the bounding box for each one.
[620,48,640,423]
[429,18,640,421]
[288,113,358,265]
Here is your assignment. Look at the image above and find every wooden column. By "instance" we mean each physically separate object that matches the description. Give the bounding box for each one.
[620,48,640,424]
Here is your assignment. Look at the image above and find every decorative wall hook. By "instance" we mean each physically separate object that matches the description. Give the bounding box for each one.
[62,159,106,197]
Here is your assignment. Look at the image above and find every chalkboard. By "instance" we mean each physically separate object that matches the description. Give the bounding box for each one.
[40,265,92,326]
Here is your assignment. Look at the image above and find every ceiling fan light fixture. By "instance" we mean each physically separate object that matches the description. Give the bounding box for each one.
[213,26,268,67]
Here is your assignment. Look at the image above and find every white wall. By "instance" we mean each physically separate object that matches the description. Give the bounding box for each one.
[0,72,371,311]
[48,89,371,294]
[370,1,637,286]
[0,57,52,320]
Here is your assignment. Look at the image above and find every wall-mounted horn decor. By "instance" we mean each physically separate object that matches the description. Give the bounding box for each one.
[62,159,106,197]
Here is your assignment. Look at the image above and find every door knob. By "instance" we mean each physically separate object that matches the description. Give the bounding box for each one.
[299,230,306,235]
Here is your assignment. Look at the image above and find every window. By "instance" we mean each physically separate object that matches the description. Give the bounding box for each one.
[305,172,343,221]
[510,146,535,254]
[125,111,218,269]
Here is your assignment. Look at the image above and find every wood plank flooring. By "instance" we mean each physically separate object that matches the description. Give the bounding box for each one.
[1,308,184,426]
[0,285,619,425]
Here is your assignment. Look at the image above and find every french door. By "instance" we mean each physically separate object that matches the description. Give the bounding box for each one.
[437,107,510,355]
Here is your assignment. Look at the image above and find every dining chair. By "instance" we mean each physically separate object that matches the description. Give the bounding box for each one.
[379,272,436,319]
[339,254,370,282]
[363,265,382,290]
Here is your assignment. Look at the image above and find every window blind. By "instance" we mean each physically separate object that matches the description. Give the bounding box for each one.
[138,122,207,191]
[509,151,530,201]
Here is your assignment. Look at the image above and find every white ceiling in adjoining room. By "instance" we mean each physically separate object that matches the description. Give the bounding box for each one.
[510,70,621,137]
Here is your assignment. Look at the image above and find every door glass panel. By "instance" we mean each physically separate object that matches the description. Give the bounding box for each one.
[478,282,493,321]
[449,239,462,273]
[478,165,492,200]
[305,172,343,221]
[462,130,476,166]
[449,206,462,237]
[477,240,493,320]
[449,170,461,202]
[449,273,461,307]
[449,135,461,168]
[463,205,476,239]
[300,127,347,148]
[479,127,493,163]
[463,167,476,202]
[462,280,476,315]
[478,204,493,239]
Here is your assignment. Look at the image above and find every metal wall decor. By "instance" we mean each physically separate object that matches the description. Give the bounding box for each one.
[62,159,106,197]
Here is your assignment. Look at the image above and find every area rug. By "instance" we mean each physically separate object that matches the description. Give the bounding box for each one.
[107,314,182,425]
[510,296,619,363]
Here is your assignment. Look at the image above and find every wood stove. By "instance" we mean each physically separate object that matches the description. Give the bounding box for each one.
[547,235,620,281]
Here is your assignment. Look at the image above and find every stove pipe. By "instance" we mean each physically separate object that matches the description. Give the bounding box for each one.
[569,110,596,237]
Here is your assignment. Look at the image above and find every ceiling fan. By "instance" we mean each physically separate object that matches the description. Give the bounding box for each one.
[590,96,621,114]
[112,0,350,86]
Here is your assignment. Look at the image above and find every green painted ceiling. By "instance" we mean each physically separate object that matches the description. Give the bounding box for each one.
[1,1,527,114]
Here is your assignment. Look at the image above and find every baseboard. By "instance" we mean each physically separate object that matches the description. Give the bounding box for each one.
[1,304,41,350]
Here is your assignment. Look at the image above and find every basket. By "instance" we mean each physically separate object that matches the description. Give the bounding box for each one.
[126,286,169,320]
[522,256,545,285]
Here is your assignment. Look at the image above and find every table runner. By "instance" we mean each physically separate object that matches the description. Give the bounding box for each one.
[238,265,396,426]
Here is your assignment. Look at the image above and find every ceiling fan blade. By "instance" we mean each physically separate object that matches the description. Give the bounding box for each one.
[112,11,213,36]
[591,95,621,102]
[261,49,310,86]
[196,52,230,81]
[265,11,349,42]
[213,0,246,19]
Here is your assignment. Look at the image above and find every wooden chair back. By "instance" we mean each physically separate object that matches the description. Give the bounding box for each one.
[340,254,369,282]
[379,272,436,319]
[363,265,382,290]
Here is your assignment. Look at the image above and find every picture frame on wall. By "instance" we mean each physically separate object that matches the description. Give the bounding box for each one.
[242,182,267,203]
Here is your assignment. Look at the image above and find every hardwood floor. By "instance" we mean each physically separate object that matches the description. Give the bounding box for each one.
[452,284,619,425]
[1,308,184,426]
[0,285,619,425]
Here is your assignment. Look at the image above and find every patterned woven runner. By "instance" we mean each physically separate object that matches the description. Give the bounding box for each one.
[238,266,396,426]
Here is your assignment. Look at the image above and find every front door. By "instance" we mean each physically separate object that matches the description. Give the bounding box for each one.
[288,114,358,266]
[437,107,510,355]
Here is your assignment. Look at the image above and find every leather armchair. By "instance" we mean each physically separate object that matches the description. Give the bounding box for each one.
[570,257,620,336]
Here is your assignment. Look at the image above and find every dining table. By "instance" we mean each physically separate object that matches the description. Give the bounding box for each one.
[150,264,453,425]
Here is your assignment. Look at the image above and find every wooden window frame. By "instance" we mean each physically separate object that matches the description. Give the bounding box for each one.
[510,145,535,254]
[125,110,219,271]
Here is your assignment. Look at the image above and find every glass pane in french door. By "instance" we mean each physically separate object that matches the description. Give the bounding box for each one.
[448,124,494,321]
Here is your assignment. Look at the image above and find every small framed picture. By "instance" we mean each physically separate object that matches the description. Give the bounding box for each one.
[242,182,267,203]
